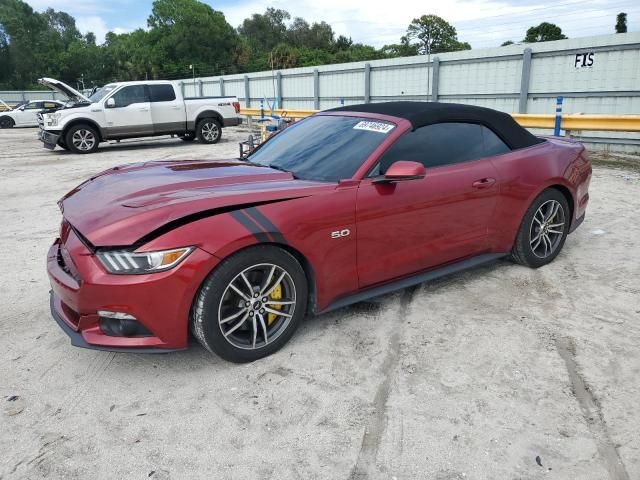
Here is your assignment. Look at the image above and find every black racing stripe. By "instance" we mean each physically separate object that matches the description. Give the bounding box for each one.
[230,210,270,243]
[244,207,288,245]
[133,197,305,247]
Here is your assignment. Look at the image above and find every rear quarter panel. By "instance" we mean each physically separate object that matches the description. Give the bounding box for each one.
[489,138,591,252]
[185,99,238,125]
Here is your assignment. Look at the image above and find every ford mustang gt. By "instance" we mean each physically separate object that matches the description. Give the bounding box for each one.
[47,102,591,362]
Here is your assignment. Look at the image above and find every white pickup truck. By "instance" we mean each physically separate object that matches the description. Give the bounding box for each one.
[38,78,242,154]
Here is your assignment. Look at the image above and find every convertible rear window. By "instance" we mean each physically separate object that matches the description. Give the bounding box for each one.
[248,115,394,182]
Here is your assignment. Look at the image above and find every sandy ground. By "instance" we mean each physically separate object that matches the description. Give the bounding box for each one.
[0,127,639,480]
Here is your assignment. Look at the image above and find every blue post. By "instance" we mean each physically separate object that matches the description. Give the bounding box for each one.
[259,99,264,120]
[554,96,563,136]
[340,98,345,106]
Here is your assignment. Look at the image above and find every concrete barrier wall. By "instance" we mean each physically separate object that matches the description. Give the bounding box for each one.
[182,32,640,152]
[3,32,639,151]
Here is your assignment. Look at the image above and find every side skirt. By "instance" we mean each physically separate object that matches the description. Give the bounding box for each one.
[318,253,508,314]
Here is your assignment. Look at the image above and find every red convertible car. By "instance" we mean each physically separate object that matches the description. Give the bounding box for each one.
[47,102,591,362]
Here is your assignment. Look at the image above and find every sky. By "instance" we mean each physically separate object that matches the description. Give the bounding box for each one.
[24,0,640,49]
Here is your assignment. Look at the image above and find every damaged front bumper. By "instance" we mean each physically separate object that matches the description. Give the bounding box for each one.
[39,128,61,150]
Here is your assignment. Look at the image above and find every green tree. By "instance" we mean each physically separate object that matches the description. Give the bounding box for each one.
[405,15,471,54]
[382,36,419,57]
[147,0,238,77]
[238,8,290,52]
[615,13,627,33]
[523,22,567,42]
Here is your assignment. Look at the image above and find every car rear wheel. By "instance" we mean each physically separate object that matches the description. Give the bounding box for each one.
[511,188,570,268]
[66,124,99,154]
[196,118,221,144]
[0,116,14,128]
[191,246,308,362]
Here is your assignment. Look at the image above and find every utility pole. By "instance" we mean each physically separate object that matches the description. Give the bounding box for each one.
[426,44,431,101]
[189,64,196,96]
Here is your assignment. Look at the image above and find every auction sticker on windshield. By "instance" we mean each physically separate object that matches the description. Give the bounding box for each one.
[353,121,395,134]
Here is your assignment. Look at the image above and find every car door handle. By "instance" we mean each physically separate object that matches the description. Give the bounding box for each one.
[171,106,181,110]
[472,178,496,188]
[139,108,149,112]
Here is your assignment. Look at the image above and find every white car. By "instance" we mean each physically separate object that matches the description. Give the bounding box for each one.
[38,78,242,154]
[0,99,65,128]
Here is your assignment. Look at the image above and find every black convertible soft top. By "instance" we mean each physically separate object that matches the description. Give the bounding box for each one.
[328,101,544,150]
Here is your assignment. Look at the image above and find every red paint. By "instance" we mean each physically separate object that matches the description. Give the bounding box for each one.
[48,112,591,351]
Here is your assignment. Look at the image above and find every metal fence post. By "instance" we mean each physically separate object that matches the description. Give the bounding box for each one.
[313,69,320,110]
[276,71,283,109]
[519,48,532,114]
[431,57,440,102]
[198,79,204,97]
[554,96,563,136]
[219,77,225,97]
[364,63,371,103]
[244,75,251,108]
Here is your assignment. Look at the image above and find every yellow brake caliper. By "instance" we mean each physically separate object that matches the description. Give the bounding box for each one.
[268,282,282,326]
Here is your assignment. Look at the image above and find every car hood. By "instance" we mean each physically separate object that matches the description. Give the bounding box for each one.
[38,77,91,104]
[60,160,331,246]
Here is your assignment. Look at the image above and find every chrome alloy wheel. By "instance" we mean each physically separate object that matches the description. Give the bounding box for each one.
[201,121,220,142]
[218,263,296,350]
[72,129,96,151]
[529,199,566,259]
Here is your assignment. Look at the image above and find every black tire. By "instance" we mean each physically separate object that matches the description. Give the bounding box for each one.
[191,245,308,362]
[65,124,99,154]
[0,116,14,128]
[196,118,222,144]
[511,188,570,268]
[180,132,196,142]
[57,138,70,150]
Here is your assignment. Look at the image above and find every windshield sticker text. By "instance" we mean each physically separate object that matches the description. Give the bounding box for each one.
[353,121,394,134]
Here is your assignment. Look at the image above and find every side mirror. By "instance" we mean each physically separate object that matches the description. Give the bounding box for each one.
[106,98,115,108]
[374,161,426,183]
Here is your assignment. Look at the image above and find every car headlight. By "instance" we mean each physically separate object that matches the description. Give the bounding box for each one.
[47,112,61,126]
[96,247,194,274]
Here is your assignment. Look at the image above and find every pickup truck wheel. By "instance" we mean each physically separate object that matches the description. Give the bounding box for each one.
[57,138,70,150]
[66,125,99,154]
[0,116,14,128]
[197,118,221,144]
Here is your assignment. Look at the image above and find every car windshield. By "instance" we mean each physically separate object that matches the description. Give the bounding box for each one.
[247,115,396,182]
[88,84,117,103]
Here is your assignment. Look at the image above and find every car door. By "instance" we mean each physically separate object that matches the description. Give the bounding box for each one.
[103,84,153,138]
[149,84,186,135]
[15,102,42,126]
[356,122,503,288]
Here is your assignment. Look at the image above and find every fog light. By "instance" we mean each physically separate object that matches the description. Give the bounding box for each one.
[98,310,136,320]
[98,311,152,337]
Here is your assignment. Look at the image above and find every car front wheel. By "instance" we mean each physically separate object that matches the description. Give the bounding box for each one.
[66,124,99,154]
[191,246,308,362]
[511,188,570,268]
